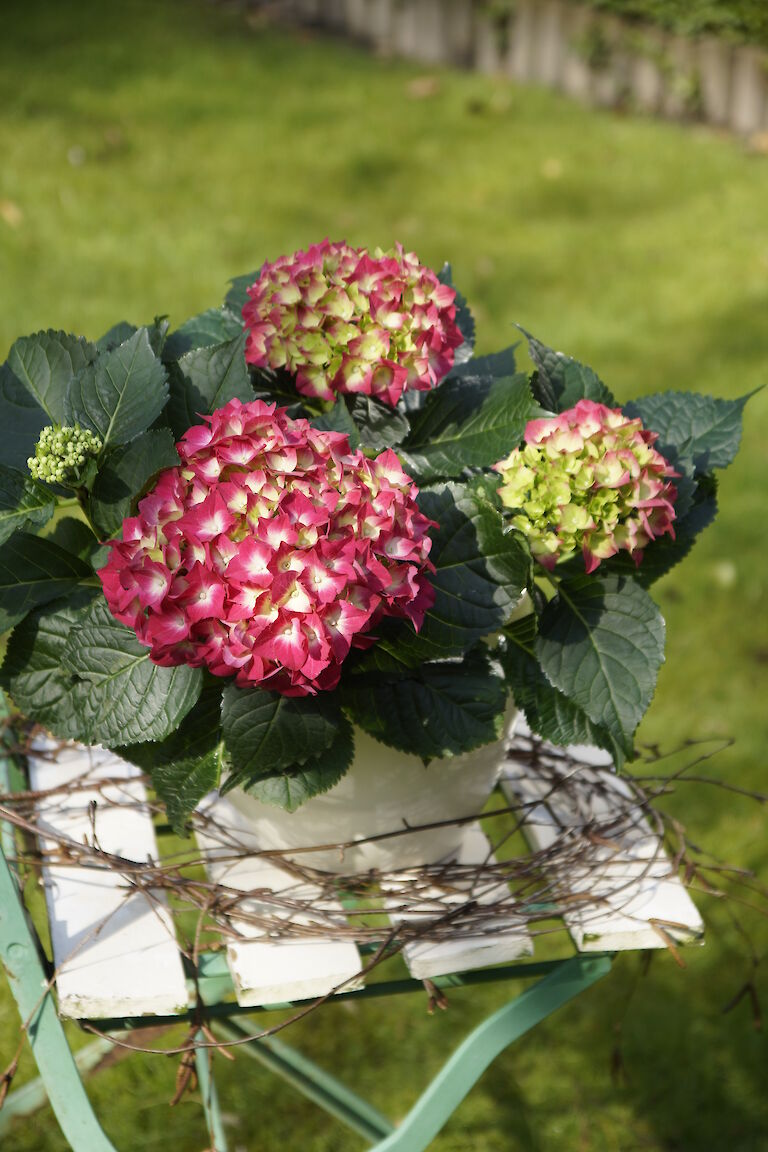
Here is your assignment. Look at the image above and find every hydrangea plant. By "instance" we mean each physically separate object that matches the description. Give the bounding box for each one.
[0,244,752,830]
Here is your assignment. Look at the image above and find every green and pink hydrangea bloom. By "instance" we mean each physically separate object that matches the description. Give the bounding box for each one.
[494,400,678,574]
[98,399,435,696]
[242,240,463,407]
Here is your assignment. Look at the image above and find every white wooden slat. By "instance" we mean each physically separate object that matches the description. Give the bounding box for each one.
[28,738,188,1019]
[382,824,533,980]
[195,796,363,1007]
[502,723,704,952]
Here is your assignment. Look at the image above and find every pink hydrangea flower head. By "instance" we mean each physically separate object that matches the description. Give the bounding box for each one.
[494,400,678,573]
[98,399,436,695]
[242,240,464,408]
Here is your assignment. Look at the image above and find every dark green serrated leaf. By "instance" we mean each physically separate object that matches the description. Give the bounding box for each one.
[97,322,138,352]
[120,681,223,771]
[221,685,340,780]
[401,373,534,481]
[665,465,697,520]
[167,332,254,438]
[519,327,616,411]
[45,517,106,568]
[342,650,507,759]
[0,361,48,472]
[89,429,180,539]
[79,457,100,493]
[249,366,313,418]
[8,330,98,423]
[239,713,354,812]
[163,307,244,361]
[357,482,530,669]
[0,589,99,738]
[0,532,92,633]
[311,398,360,449]
[61,598,201,745]
[438,264,475,366]
[535,575,665,756]
[623,390,753,475]
[0,465,55,546]
[152,752,223,835]
[449,344,518,380]
[146,317,170,358]
[119,683,226,834]
[349,394,410,451]
[225,270,261,314]
[500,615,623,765]
[64,328,169,450]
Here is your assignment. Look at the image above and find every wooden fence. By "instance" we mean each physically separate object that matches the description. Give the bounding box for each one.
[281,0,768,137]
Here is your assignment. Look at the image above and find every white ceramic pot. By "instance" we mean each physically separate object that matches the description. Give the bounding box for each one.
[226,705,518,873]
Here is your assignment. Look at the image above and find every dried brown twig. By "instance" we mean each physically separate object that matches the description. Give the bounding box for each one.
[1,724,765,1071]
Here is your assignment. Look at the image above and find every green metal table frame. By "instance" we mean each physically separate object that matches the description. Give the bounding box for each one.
[0,713,614,1152]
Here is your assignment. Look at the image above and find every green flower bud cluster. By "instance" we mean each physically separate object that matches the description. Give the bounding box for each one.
[27,424,102,485]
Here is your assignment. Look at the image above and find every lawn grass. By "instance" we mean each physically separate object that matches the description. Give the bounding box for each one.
[1,1,767,1149]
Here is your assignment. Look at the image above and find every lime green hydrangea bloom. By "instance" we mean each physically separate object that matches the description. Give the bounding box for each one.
[494,400,678,573]
[27,424,102,485]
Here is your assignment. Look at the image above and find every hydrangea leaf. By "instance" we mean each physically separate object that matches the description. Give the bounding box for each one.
[250,367,312,417]
[238,713,354,812]
[46,517,107,568]
[221,685,341,780]
[400,373,534,481]
[64,328,169,450]
[163,307,244,362]
[311,397,361,449]
[168,332,254,439]
[120,683,226,834]
[623,390,754,475]
[61,598,202,745]
[0,464,56,546]
[0,589,99,739]
[449,344,519,381]
[150,751,224,835]
[341,650,507,759]
[500,614,624,765]
[359,481,530,668]
[225,270,261,314]
[0,532,92,633]
[0,362,48,472]
[120,681,223,770]
[534,574,665,756]
[518,327,617,412]
[147,317,170,359]
[349,394,410,450]
[8,330,99,424]
[438,264,475,366]
[89,429,180,540]
[97,322,138,352]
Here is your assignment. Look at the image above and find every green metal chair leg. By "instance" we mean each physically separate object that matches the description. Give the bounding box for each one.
[0,1037,116,1135]
[214,1018,395,1146]
[0,844,119,1152]
[369,954,613,1152]
[194,1030,230,1152]
[214,956,611,1152]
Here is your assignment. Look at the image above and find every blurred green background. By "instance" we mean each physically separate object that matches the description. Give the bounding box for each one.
[1,1,767,1148]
